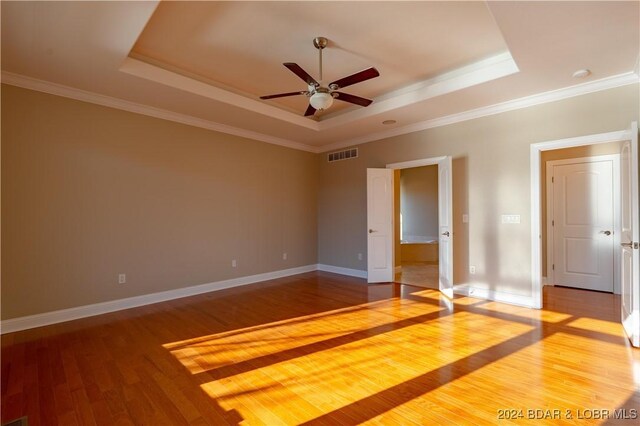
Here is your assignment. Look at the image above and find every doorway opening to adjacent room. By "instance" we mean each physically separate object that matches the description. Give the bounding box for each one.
[394,165,440,289]
[366,156,453,298]
[530,122,639,347]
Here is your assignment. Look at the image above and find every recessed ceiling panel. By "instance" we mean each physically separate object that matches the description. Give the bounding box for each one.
[131,1,509,115]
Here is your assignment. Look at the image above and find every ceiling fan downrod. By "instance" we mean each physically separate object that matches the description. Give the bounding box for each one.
[313,36,328,85]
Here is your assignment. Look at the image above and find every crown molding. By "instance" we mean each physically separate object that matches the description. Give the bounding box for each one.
[0,71,317,153]
[319,71,640,152]
[120,57,320,131]
[121,52,518,133]
[3,70,637,155]
[318,51,519,130]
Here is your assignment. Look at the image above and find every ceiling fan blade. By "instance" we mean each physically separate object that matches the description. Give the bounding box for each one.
[304,104,317,116]
[329,67,379,89]
[284,63,319,86]
[334,92,373,107]
[260,91,307,100]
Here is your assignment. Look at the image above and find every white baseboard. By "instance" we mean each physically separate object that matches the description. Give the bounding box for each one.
[453,284,535,308]
[1,264,317,334]
[542,276,548,286]
[317,264,368,279]
[2,264,544,334]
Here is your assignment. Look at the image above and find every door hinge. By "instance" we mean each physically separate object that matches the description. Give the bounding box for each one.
[552,220,554,226]
[552,176,554,183]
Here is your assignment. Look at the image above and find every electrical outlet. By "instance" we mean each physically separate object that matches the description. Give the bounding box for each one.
[282,252,287,260]
[358,253,363,261]
[462,214,469,223]
[469,266,476,275]
[118,273,126,284]
[231,259,237,268]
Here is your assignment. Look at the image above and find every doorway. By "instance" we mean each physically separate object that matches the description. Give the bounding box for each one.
[530,122,639,347]
[366,156,453,298]
[394,165,440,289]
[544,151,620,294]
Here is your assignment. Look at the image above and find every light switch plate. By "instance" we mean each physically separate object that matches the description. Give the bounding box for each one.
[501,214,521,224]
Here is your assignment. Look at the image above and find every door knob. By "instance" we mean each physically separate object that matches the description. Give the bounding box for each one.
[442,231,450,237]
[369,229,376,233]
[601,230,612,236]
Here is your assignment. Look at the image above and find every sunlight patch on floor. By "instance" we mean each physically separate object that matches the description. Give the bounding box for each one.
[165,298,446,375]
[193,310,534,424]
[633,358,640,386]
[503,332,635,410]
[566,317,624,336]
[473,301,574,323]
[449,296,491,306]
[387,332,635,424]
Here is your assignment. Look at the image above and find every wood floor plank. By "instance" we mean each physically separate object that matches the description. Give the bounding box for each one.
[2,272,640,425]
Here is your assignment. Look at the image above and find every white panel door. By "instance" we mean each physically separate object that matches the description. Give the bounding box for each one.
[621,121,639,347]
[552,160,614,291]
[367,168,394,283]
[438,156,453,298]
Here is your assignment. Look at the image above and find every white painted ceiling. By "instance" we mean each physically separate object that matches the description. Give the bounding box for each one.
[132,1,508,115]
[2,1,639,152]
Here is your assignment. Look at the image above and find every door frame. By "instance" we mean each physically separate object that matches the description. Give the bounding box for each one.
[386,156,452,293]
[531,129,632,309]
[546,154,621,294]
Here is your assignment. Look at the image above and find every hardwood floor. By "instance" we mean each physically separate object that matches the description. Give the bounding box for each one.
[2,272,639,425]
[395,262,439,289]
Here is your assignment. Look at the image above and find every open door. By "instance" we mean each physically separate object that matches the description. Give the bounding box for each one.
[621,121,639,347]
[438,156,454,298]
[367,168,394,283]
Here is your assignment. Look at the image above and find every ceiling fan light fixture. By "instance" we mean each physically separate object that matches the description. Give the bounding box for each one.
[310,91,334,110]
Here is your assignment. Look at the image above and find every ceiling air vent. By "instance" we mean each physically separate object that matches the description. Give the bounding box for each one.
[328,148,358,163]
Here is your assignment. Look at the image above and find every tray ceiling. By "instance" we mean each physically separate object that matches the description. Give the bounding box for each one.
[131,1,510,117]
[1,1,638,151]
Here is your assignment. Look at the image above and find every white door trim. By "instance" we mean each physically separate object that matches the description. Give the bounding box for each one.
[386,156,447,170]
[531,129,632,308]
[386,156,453,296]
[620,122,640,347]
[546,154,621,294]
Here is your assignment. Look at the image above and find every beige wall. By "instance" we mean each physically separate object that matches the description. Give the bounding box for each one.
[400,165,438,240]
[1,85,318,319]
[318,84,639,297]
[2,82,638,319]
[540,142,622,277]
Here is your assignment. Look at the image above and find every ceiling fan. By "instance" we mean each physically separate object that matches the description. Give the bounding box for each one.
[260,37,380,116]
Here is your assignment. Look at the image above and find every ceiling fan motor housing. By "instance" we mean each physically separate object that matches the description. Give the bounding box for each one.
[313,37,328,50]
